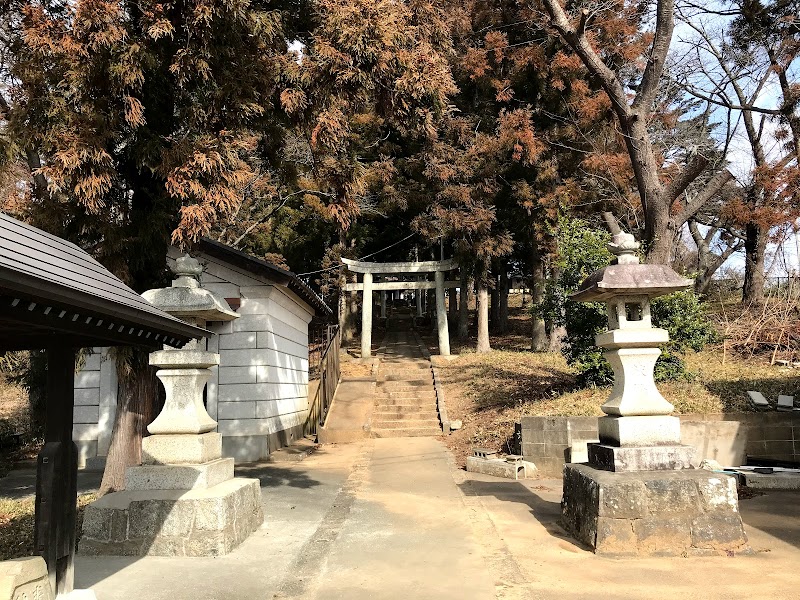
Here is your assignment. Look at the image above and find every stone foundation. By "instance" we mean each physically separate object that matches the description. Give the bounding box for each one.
[587,443,695,472]
[80,478,262,557]
[561,464,749,556]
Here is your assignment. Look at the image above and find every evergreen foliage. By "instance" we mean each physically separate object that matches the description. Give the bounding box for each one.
[542,217,719,387]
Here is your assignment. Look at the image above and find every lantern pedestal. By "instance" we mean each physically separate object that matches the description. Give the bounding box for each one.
[561,465,751,557]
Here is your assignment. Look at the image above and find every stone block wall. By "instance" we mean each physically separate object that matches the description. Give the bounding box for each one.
[522,412,800,476]
[520,416,599,476]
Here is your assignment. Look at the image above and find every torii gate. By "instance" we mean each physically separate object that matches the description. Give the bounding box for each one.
[342,257,459,358]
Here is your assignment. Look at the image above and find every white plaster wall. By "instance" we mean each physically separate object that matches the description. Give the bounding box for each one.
[213,285,313,459]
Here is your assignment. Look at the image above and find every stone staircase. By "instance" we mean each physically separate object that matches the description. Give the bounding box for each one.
[371,322,442,438]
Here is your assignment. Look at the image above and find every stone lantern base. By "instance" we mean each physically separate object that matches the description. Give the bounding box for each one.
[80,434,263,557]
[561,464,749,556]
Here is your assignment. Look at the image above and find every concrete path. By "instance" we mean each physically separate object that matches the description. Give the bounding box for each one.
[74,438,505,599]
[6,436,800,599]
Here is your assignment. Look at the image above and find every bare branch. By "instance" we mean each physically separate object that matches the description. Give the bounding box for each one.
[663,154,710,203]
[673,168,734,225]
[632,0,676,112]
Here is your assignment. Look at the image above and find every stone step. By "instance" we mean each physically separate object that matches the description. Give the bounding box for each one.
[373,410,439,420]
[371,427,442,438]
[380,362,429,368]
[372,418,441,429]
[376,381,431,390]
[378,374,432,382]
[379,390,436,399]
[374,397,436,406]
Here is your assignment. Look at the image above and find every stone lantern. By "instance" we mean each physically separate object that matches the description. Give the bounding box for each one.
[570,230,694,469]
[560,228,749,557]
[81,256,264,557]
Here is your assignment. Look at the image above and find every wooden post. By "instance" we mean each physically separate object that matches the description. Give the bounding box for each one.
[35,347,77,597]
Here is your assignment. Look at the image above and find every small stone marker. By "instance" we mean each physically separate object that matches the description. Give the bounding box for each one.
[466,451,536,480]
[747,391,771,408]
[778,395,794,411]
[473,448,497,460]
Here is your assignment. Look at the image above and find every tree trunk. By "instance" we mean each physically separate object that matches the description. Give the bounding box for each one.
[531,246,548,351]
[448,286,457,324]
[458,270,470,340]
[498,268,509,334]
[342,273,358,344]
[476,283,491,353]
[742,222,768,308]
[489,268,500,332]
[98,349,160,496]
[622,118,673,265]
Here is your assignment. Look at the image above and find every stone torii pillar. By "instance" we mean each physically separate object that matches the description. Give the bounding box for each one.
[435,271,450,355]
[362,272,373,358]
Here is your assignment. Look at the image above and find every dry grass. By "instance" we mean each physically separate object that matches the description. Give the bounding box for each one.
[0,376,28,432]
[0,376,37,477]
[0,494,96,560]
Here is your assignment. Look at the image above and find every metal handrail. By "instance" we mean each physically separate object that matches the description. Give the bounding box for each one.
[304,325,340,437]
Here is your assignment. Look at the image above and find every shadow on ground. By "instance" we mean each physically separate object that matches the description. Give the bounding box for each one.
[439,362,575,413]
[458,479,582,547]
[235,464,322,490]
[704,375,800,410]
[739,490,800,550]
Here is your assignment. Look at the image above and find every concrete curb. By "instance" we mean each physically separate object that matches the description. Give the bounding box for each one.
[412,330,450,435]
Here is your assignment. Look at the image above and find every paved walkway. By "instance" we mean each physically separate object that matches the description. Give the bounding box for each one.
[3,437,800,598]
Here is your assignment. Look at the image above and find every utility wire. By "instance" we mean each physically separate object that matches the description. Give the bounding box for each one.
[296,233,417,277]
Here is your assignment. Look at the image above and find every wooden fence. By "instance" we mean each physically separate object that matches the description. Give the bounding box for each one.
[304,324,340,437]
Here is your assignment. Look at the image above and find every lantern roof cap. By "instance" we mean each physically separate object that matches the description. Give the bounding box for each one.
[571,263,692,301]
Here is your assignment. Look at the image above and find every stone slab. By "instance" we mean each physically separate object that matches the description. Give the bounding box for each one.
[0,557,53,600]
[125,458,234,491]
[466,456,536,480]
[588,443,695,472]
[598,415,681,446]
[741,471,800,490]
[747,390,771,408]
[80,477,263,557]
[142,433,223,465]
[561,464,749,556]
